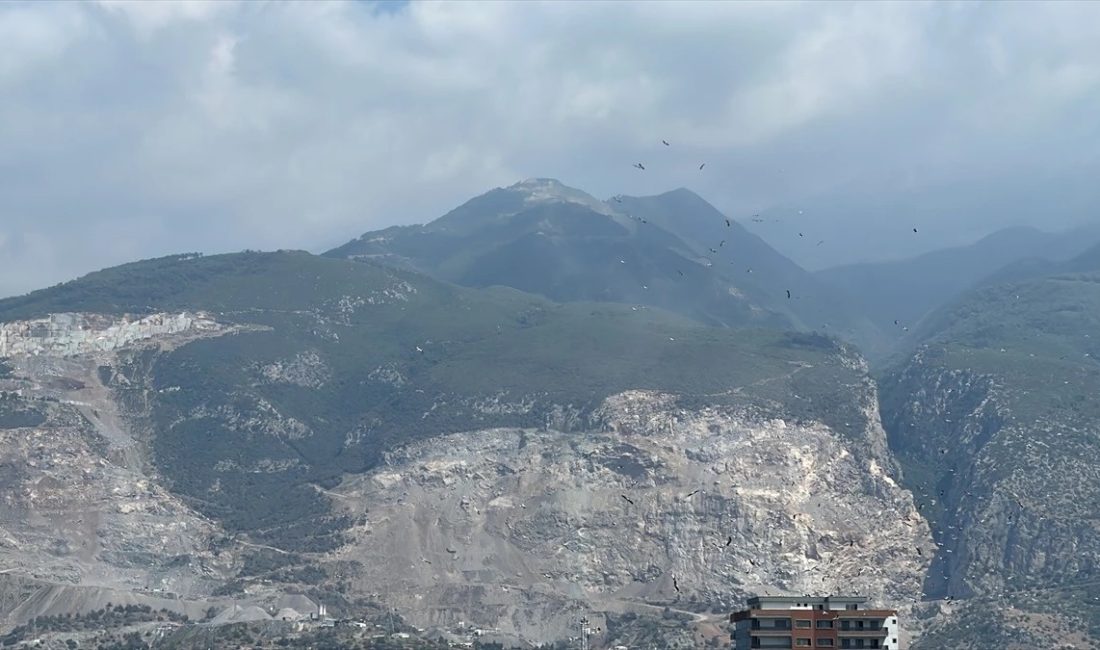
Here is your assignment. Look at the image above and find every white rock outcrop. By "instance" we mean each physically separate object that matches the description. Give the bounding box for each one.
[0,312,221,357]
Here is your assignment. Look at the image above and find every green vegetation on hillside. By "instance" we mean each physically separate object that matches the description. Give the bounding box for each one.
[881,264,1100,606]
[0,251,863,552]
[327,181,884,355]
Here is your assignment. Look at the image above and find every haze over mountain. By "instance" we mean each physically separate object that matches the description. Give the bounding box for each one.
[818,224,1100,354]
[327,178,885,352]
[4,2,1100,299]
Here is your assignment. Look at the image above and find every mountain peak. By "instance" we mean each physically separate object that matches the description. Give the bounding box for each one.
[507,178,616,216]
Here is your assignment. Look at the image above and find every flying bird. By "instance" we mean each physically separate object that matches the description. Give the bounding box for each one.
[725,536,733,547]
[786,290,791,299]
[709,247,718,254]
[725,218,731,227]
[913,227,918,233]
[719,240,726,247]
[699,163,706,170]
[816,240,825,246]
[672,576,681,593]
[620,495,635,505]
[662,140,670,146]
[633,162,646,170]
[677,269,684,277]
[683,490,700,499]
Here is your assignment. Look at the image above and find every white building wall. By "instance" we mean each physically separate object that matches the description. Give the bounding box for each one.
[883,614,900,649]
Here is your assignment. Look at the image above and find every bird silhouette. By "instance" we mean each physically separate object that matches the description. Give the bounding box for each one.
[620,495,635,505]
[662,140,670,146]
[699,163,706,170]
[633,162,646,170]
[786,290,791,299]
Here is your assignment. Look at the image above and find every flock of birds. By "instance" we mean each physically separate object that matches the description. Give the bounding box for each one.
[605,140,1048,616]
[626,139,920,326]
[406,139,1090,640]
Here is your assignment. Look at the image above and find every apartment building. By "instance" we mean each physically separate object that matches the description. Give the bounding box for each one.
[730,596,899,649]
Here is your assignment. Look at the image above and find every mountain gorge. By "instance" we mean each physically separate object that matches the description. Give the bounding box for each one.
[1,180,1099,648]
[877,243,1100,647]
[817,225,1100,358]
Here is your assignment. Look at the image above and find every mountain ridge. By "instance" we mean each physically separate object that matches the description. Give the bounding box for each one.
[327,178,886,352]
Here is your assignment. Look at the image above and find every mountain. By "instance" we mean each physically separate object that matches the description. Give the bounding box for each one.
[0,250,928,647]
[817,225,1100,352]
[878,243,1100,646]
[326,178,885,351]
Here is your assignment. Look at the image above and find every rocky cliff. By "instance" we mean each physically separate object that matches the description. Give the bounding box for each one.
[879,267,1100,647]
[0,314,237,597]
[0,312,220,358]
[331,389,932,647]
[0,308,934,647]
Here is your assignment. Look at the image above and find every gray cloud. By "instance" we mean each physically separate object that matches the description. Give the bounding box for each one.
[2,0,1099,297]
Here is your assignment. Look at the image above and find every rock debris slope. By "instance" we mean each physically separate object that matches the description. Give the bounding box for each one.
[0,312,242,627]
[333,388,931,645]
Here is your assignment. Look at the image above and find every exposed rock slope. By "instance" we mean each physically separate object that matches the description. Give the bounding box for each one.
[0,313,242,629]
[332,389,932,645]
[880,261,1100,647]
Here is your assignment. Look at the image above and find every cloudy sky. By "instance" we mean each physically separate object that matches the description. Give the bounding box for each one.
[2,0,1100,298]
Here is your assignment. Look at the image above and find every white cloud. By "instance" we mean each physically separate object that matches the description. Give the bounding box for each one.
[96,0,228,39]
[1,0,1099,295]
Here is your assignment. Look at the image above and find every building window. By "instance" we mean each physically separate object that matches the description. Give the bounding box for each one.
[818,640,834,647]
[846,604,858,610]
[796,620,811,628]
[796,640,811,647]
[816,620,834,628]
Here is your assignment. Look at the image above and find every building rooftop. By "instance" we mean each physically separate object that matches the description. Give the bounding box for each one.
[747,595,869,607]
